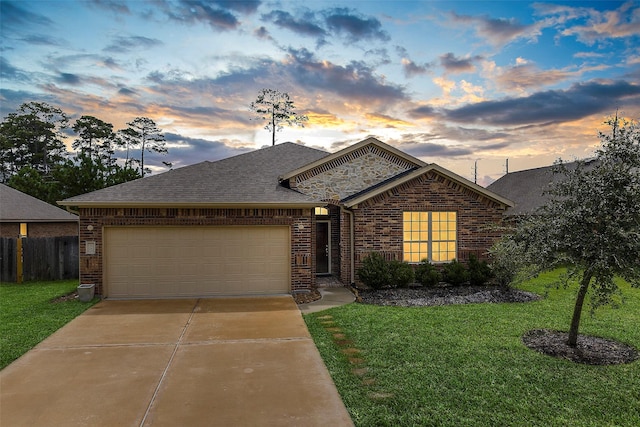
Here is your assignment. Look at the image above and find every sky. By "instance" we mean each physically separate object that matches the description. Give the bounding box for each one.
[1,0,639,186]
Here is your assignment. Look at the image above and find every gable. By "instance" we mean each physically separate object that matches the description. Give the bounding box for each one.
[284,138,424,202]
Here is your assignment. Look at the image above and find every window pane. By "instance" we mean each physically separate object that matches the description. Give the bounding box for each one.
[411,212,420,221]
[448,212,457,221]
[420,212,428,222]
[420,231,429,241]
[403,212,411,222]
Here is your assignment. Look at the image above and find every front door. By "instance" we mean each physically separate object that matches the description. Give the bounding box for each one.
[316,221,330,275]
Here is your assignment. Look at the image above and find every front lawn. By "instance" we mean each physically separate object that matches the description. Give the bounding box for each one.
[0,280,98,369]
[305,270,640,426]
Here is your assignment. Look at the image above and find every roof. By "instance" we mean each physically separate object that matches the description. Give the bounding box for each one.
[59,143,330,208]
[280,137,426,181]
[342,164,514,208]
[487,159,599,215]
[0,184,78,222]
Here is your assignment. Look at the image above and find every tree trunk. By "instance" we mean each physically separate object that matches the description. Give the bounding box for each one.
[567,269,593,347]
[271,114,276,146]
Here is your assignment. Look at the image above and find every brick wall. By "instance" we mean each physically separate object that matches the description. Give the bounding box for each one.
[349,170,507,285]
[78,207,313,296]
[0,221,78,238]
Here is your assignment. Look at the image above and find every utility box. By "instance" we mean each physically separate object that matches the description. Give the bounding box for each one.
[77,283,95,302]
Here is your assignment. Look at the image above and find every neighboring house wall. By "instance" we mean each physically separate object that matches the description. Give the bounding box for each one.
[0,222,78,238]
[349,170,506,284]
[78,207,314,296]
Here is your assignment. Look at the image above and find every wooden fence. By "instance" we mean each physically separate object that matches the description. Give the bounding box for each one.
[0,236,79,282]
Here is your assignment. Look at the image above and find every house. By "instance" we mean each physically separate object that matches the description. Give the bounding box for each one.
[59,138,513,299]
[487,159,599,216]
[0,183,78,238]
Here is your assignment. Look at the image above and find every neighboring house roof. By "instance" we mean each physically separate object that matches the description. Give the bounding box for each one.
[487,159,599,216]
[59,143,329,208]
[0,184,78,222]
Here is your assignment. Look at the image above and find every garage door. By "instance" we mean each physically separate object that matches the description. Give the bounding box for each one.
[104,226,290,299]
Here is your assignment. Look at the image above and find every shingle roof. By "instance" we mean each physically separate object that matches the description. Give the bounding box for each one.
[1,184,78,222]
[59,143,330,207]
[487,159,599,216]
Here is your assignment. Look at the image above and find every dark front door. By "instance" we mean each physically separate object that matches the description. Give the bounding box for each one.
[316,222,330,275]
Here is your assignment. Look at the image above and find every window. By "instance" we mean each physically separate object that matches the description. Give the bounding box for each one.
[314,207,328,216]
[19,223,27,237]
[403,212,456,263]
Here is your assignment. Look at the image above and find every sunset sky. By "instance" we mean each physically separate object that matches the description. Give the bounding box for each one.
[2,0,639,185]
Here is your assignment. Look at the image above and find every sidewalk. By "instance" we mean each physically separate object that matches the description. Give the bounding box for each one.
[298,286,355,314]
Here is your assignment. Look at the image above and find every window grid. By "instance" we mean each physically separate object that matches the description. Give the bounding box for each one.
[403,212,456,263]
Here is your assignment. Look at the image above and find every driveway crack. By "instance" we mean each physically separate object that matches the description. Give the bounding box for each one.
[139,298,200,426]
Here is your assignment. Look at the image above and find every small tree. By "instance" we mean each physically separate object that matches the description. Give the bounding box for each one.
[500,116,640,347]
[249,89,308,146]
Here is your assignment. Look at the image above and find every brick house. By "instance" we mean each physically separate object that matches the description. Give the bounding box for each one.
[0,183,78,238]
[60,138,513,299]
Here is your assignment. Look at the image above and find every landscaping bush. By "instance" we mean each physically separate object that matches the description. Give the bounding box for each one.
[387,260,415,288]
[415,259,441,287]
[357,252,391,289]
[467,253,493,286]
[442,259,469,286]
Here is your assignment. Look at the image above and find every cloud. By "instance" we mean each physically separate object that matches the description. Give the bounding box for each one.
[209,0,261,14]
[253,26,273,41]
[0,1,53,30]
[261,10,326,38]
[89,0,131,14]
[365,113,413,128]
[536,1,640,45]
[161,132,252,167]
[448,11,540,46]
[428,80,640,126]
[323,7,390,42]
[165,0,241,30]
[0,57,30,83]
[57,73,82,85]
[285,48,407,105]
[399,140,474,158]
[19,34,66,46]
[440,53,481,74]
[103,35,163,53]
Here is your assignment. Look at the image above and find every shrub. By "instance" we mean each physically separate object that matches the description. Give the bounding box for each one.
[467,254,493,286]
[415,259,442,287]
[388,260,415,288]
[357,252,391,289]
[442,259,469,286]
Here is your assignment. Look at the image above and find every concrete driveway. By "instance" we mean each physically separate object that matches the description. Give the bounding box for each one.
[0,297,353,426]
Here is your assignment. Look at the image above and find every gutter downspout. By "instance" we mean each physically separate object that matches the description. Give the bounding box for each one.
[341,206,356,285]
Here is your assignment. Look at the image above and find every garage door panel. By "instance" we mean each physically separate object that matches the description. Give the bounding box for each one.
[104,226,290,299]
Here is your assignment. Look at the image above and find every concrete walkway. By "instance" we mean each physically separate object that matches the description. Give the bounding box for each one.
[0,297,353,426]
[298,287,356,314]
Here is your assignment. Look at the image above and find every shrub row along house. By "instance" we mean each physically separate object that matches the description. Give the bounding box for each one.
[59,138,513,299]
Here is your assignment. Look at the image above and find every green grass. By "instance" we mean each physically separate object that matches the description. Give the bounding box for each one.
[0,280,98,369]
[305,270,640,426]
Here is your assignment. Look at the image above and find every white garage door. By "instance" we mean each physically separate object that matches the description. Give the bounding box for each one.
[104,226,290,299]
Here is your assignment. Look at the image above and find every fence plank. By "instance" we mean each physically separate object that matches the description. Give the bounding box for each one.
[0,238,17,282]
[3,236,79,282]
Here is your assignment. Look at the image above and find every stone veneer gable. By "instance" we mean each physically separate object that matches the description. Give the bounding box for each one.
[293,146,415,201]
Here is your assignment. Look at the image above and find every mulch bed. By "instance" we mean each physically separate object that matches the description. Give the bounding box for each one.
[294,289,322,305]
[523,329,639,365]
[51,291,78,303]
[357,285,541,307]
